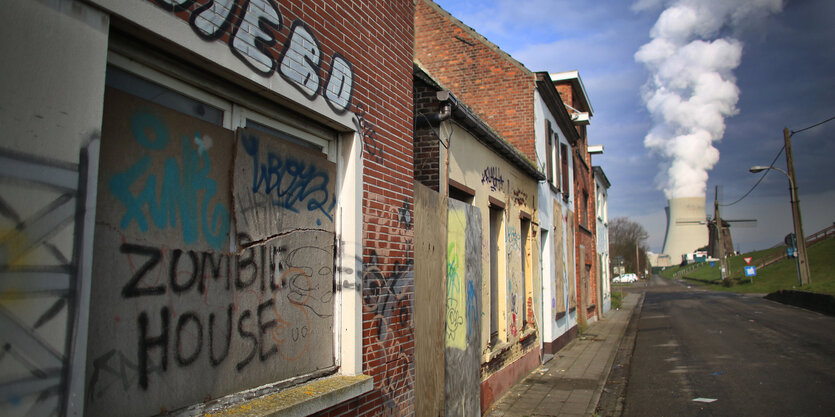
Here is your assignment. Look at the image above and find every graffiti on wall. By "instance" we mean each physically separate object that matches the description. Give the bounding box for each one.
[149,0,399,167]
[512,188,528,206]
[87,88,336,417]
[481,166,504,191]
[352,103,385,164]
[87,232,334,396]
[108,110,230,250]
[234,128,336,238]
[360,191,415,410]
[509,286,519,338]
[0,142,97,417]
[446,208,466,349]
[506,226,521,254]
[445,199,482,416]
[361,250,413,410]
[397,198,412,230]
[151,0,354,114]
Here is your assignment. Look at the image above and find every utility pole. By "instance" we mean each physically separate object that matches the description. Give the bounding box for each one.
[714,186,728,282]
[784,127,811,285]
[635,244,639,276]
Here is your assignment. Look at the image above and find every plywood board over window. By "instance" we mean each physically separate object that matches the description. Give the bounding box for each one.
[567,211,577,310]
[87,88,336,417]
[553,199,566,315]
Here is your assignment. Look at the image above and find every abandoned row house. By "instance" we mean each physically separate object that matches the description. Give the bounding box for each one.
[0,1,610,416]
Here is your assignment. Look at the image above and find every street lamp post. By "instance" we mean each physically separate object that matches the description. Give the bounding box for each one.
[749,162,811,286]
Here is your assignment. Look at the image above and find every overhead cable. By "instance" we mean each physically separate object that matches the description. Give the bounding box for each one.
[720,144,785,207]
[791,114,835,135]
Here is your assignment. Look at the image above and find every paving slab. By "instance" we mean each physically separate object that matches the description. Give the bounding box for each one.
[485,293,641,416]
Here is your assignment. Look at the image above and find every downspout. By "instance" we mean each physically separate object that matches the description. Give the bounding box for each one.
[437,91,453,196]
[415,90,453,194]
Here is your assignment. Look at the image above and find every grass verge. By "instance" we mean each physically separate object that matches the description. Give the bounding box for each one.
[675,238,835,296]
[610,291,624,309]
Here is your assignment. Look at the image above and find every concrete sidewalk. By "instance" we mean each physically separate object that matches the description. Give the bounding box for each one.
[485,293,641,417]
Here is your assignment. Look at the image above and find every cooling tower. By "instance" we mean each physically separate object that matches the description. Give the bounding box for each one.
[662,197,709,264]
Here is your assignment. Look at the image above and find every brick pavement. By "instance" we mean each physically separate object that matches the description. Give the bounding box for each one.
[485,293,640,417]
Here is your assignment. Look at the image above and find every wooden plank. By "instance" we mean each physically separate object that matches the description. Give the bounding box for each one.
[445,199,482,417]
[553,199,566,314]
[567,210,577,310]
[414,182,446,417]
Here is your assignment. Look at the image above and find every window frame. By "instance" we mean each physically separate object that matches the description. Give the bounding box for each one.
[488,200,506,346]
[102,48,363,389]
[560,143,570,198]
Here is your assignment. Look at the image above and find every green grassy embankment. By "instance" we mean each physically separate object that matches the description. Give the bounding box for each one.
[610,291,624,309]
[667,238,835,296]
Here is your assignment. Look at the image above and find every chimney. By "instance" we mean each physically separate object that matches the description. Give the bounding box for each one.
[662,197,709,264]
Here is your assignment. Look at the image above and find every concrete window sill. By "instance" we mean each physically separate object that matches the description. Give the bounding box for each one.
[519,328,537,342]
[484,340,512,362]
[198,374,373,417]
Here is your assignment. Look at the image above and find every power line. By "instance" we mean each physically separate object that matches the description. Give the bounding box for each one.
[720,144,784,207]
[719,114,834,207]
[791,114,835,135]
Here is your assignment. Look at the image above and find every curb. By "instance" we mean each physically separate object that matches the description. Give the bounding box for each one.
[585,292,644,417]
[764,289,835,316]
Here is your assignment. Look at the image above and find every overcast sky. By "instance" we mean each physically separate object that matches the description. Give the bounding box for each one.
[434,0,835,253]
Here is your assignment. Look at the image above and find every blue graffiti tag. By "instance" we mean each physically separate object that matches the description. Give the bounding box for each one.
[466,279,478,339]
[481,166,504,191]
[446,242,460,293]
[241,133,334,223]
[109,111,229,250]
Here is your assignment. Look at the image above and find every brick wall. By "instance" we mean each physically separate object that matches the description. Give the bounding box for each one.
[559,82,597,320]
[414,76,442,191]
[143,1,417,415]
[414,0,538,163]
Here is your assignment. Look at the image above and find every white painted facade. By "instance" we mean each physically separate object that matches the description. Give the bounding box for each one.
[594,167,611,314]
[533,89,577,353]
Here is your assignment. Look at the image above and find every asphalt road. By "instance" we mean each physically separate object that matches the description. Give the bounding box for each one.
[622,275,835,417]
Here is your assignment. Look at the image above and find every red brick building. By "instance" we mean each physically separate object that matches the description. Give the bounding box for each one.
[551,71,599,322]
[414,0,537,164]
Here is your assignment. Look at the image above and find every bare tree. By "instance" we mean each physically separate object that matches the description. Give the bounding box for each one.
[609,217,649,276]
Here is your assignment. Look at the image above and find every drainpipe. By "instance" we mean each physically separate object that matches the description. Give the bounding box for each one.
[438,92,452,196]
[416,90,453,194]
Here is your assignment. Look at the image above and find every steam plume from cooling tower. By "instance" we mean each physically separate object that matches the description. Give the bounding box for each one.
[635,0,783,199]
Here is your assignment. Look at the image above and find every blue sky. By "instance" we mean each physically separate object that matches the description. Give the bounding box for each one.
[434,0,835,253]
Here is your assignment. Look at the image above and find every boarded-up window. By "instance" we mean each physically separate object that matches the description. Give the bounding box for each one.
[545,121,553,185]
[87,85,336,417]
[489,205,503,344]
[567,211,576,310]
[554,134,561,191]
[553,200,566,315]
[560,143,569,194]
[520,217,530,328]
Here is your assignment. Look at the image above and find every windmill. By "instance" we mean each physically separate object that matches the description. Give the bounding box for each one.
[709,186,756,280]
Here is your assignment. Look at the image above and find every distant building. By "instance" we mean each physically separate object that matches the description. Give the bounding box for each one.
[550,71,601,324]
[649,252,674,268]
[593,166,611,314]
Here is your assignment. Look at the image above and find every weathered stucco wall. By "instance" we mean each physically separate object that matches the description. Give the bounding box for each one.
[445,121,539,376]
